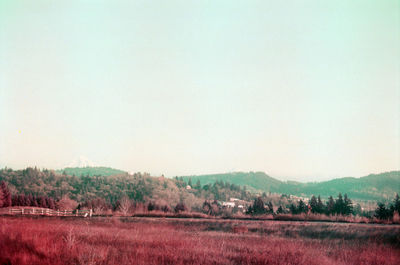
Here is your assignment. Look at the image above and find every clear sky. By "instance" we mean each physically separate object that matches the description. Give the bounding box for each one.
[0,0,399,181]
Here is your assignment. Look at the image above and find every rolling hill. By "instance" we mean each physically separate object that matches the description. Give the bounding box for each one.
[181,172,281,193]
[56,167,126,177]
[182,171,400,201]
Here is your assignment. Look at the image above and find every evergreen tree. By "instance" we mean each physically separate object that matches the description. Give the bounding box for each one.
[393,194,400,214]
[375,202,393,220]
[317,195,325,214]
[353,203,362,216]
[246,205,253,215]
[277,205,285,214]
[289,203,298,214]
[310,195,318,213]
[326,196,335,215]
[251,197,266,215]
[147,201,155,211]
[297,199,307,214]
[343,194,353,215]
[334,193,345,215]
[266,201,274,214]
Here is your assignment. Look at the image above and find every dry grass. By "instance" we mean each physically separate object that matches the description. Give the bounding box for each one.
[0,216,399,265]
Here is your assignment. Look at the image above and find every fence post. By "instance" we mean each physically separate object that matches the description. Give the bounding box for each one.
[89,209,92,217]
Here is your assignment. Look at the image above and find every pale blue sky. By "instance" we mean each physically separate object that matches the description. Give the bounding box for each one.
[0,0,399,181]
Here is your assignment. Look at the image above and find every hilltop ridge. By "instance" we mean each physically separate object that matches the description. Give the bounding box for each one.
[182,171,400,201]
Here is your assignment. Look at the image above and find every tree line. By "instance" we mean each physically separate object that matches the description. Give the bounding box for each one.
[0,180,190,215]
[247,193,400,220]
[248,194,353,216]
[374,194,400,220]
[0,168,252,211]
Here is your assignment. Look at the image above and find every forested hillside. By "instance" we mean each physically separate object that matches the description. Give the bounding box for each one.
[183,171,400,201]
[56,167,126,177]
[182,172,281,193]
[280,171,400,201]
[0,168,252,210]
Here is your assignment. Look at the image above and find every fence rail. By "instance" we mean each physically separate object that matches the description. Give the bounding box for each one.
[0,207,92,217]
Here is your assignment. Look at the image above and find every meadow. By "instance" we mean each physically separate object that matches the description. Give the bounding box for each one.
[0,216,399,265]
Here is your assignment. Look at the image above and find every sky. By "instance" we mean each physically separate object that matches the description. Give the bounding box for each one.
[0,0,399,182]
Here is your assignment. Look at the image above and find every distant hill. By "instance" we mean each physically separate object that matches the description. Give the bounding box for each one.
[280,171,400,201]
[57,167,126,177]
[182,171,400,201]
[182,172,281,193]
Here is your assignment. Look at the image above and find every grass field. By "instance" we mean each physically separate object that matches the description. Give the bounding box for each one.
[1,216,399,265]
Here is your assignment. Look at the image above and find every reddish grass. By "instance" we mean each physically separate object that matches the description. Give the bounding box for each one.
[0,216,399,265]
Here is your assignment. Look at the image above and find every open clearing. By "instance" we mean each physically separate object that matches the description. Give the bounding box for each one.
[1,216,399,265]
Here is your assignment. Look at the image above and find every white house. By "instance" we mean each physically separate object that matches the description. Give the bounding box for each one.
[222,202,235,208]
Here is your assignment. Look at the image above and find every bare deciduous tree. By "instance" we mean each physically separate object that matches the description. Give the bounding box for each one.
[118,196,133,216]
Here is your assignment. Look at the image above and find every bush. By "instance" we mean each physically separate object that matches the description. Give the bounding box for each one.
[174,202,187,213]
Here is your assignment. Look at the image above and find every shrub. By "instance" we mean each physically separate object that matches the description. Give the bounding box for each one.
[174,202,187,213]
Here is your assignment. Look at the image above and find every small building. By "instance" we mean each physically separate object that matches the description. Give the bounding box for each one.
[186,185,191,190]
[222,202,235,208]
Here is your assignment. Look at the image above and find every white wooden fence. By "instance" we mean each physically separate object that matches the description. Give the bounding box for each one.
[0,207,92,217]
